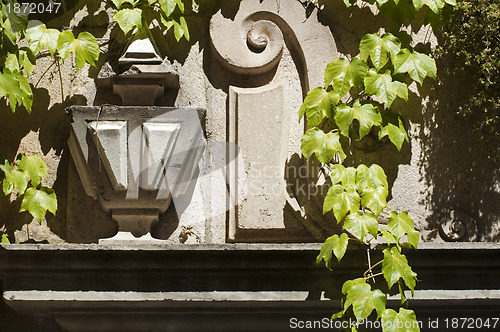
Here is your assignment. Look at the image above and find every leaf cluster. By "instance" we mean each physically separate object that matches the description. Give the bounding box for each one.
[303,1,456,330]
[0,153,57,223]
[300,31,437,164]
[112,0,196,41]
[435,0,500,158]
[0,2,99,113]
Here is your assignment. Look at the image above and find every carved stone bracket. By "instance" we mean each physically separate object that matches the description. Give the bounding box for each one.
[67,106,206,243]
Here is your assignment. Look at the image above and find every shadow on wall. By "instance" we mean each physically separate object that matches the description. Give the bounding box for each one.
[0,87,88,242]
[418,57,500,242]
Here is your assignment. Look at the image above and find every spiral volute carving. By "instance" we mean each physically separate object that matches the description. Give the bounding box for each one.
[210,11,284,75]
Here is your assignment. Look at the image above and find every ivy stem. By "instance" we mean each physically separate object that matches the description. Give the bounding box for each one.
[34,60,56,89]
[56,57,64,104]
[366,248,376,283]
[364,272,383,280]
[364,258,383,278]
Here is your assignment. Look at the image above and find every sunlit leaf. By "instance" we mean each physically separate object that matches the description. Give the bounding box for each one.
[356,164,388,194]
[381,308,420,332]
[379,110,408,150]
[26,20,60,56]
[360,186,388,216]
[324,58,368,97]
[57,31,99,71]
[113,8,143,35]
[301,128,346,163]
[19,47,36,77]
[20,186,57,223]
[1,233,9,244]
[359,33,401,71]
[394,49,436,85]
[0,70,22,112]
[299,87,339,126]
[329,164,357,189]
[335,101,382,139]
[316,233,349,268]
[324,184,360,222]
[343,211,378,241]
[160,0,177,16]
[111,0,139,9]
[0,160,28,195]
[387,211,419,248]
[343,279,386,320]
[413,0,445,14]
[17,154,48,187]
[382,247,417,293]
[364,69,407,108]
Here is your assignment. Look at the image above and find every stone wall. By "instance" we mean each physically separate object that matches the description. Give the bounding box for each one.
[1,0,498,245]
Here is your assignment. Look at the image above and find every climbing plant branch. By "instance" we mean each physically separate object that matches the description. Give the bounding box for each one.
[304,0,456,330]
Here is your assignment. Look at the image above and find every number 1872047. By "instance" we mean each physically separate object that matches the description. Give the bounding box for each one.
[6,2,62,14]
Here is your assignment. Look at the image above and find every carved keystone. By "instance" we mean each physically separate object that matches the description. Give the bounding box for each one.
[67,106,206,244]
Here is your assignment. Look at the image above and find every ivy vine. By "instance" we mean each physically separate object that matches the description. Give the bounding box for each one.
[0,0,196,242]
[435,0,500,159]
[303,0,455,330]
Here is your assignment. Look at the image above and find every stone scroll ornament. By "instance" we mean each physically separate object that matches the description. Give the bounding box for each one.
[209,0,341,241]
[438,209,478,242]
[210,11,284,75]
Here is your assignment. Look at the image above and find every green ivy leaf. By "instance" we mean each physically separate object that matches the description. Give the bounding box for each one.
[413,0,445,14]
[1,233,9,244]
[364,69,408,108]
[0,160,28,195]
[360,186,388,216]
[381,228,397,245]
[6,1,28,32]
[388,211,419,248]
[17,154,48,188]
[0,70,22,112]
[20,186,57,223]
[324,58,368,97]
[335,101,382,139]
[330,164,357,189]
[13,72,33,112]
[174,0,185,13]
[5,53,20,74]
[381,308,420,332]
[298,87,339,126]
[160,0,177,16]
[25,20,60,56]
[316,233,349,268]
[343,280,386,320]
[379,110,408,150]
[382,247,417,293]
[111,0,139,9]
[342,0,358,7]
[113,8,143,35]
[57,31,100,71]
[359,33,401,71]
[378,0,416,25]
[173,16,189,41]
[301,128,346,163]
[343,211,378,241]
[19,47,36,77]
[324,184,360,222]
[356,164,388,194]
[394,49,437,85]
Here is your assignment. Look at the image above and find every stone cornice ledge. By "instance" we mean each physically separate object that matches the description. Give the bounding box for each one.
[2,242,500,251]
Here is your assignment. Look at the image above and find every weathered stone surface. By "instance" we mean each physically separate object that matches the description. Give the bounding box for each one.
[1,243,500,331]
[67,106,206,243]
